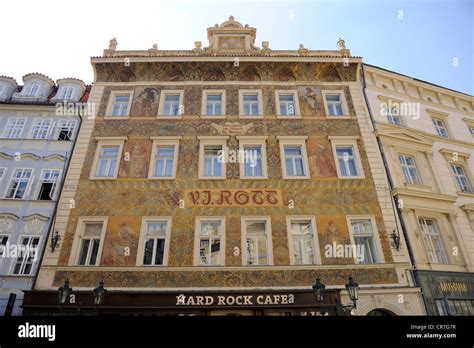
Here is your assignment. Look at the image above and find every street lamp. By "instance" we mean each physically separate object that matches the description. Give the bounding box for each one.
[58,279,72,306]
[345,276,359,309]
[312,277,325,302]
[93,279,107,306]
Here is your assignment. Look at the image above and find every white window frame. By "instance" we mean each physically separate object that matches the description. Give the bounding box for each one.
[432,118,450,138]
[105,90,134,118]
[148,136,181,179]
[275,90,301,118]
[277,136,310,179]
[194,217,226,266]
[5,168,34,199]
[22,82,40,97]
[158,90,184,118]
[36,169,62,201]
[286,216,321,265]
[237,136,268,179]
[329,136,365,179]
[56,119,77,141]
[29,118,53,140]
[451,164,472,193]
[239,89,263,118]
[201,90,226,118]
[136,216,172,266]
[10,235,41,275]
[3,117,26,139]
[241,216,273,266]
[198,136,229,180]
[346,215,385,264]
[90,137,126,180]
[322,90,350,118]
[398,154,422,185]
[69,216,108,266]
[418,217,449,264]
[60,86,75,100]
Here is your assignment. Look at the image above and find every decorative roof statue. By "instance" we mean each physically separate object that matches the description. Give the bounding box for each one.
[109,38,118,50]
[337,37,346,50]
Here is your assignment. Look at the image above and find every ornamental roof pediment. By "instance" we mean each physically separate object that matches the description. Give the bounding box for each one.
[377,124,433,147]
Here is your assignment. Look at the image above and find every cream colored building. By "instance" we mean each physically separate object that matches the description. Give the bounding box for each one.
[364,64,474,315]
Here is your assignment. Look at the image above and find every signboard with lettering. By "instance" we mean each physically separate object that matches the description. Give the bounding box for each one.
[183,189,284,207]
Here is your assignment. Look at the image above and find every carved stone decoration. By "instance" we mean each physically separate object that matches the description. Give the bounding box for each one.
[109,38,118,50]
[211,122,254,135]
[337,38,346,50]
[0,217,14,234]
[24,217,46,235]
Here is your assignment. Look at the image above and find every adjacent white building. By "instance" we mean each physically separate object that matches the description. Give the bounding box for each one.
[0,73,88,315]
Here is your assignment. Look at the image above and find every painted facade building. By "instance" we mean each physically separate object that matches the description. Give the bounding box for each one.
[0,74,88,315]
[24,17,425,315]
[364,65,474,315]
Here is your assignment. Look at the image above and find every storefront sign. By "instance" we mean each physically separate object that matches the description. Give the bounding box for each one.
[176,293,295,306]
[184,189,283,206]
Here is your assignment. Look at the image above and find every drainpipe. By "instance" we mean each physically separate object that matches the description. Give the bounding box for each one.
[360,63,428,315]
[31,107,83,291]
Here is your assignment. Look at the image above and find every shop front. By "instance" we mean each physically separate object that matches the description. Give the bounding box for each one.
[414,270,474,315]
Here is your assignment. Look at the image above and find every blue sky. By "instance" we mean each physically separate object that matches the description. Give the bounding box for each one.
[1,0,472,94]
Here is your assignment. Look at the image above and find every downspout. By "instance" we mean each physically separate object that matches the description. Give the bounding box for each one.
[360,64,428,314]
[31,107,83,291]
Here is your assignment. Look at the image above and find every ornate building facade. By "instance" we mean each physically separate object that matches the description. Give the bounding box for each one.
[24,17,425,315]
[364,65,474,315]
[0,74,88,314]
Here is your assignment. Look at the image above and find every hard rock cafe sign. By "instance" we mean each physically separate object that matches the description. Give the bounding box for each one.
[176,293,295,307]
[184,189,283,206]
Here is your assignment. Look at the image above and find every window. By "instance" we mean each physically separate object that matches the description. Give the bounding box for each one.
[6,168,33,199]
[0,235,8,257]
[419,218,448,264]
[106,91,133,117]
[330,137,365,179]
[451,165,472,193]
[242,218,272,265]
[287,218,319,265]
[436,299,474,316]
[275,90,300,117]
[12,236,40,275]
[385,105,402,125]
[399,154,422,185]
[23,83,39,97]
[60,86,74,100]
[198,137,228,179]
[322,91,347,116]
[140,219,171,266]
[239,90,262,117]
[433,118,449,138]
[37,169,61,200]
[159,91,183,117]
[278,137,309,179]
[202,90,225,117]
[3,118,26,138]
[349,219,380,264]
[57,120,77,141]
[149,137,180,179]
[238,137,267,179]
[195,218,225,266]
[30,118,53,139]
[77,222,104,266]
[90,139,125,179]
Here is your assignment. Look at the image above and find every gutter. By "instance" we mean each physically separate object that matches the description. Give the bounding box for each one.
[360,63,428,315]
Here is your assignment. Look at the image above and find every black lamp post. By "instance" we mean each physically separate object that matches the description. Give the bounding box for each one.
[390,229,401,251]
[51,231,61,252]
[312,277,326,303]
[93,280,107,307]
[345,276,359,309]
[58,279,72,306]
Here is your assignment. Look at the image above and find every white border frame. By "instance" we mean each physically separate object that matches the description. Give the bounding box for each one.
[286,216,321,265]
[237,136,268,179]
[148,136,182,180]
[193,216,226,266]
[321,90,350,118]
[35,168,62,200]
[346,215,385,264]
[328,136,365,179]
[105,90,134,118]
[239,89,263,118]
[28,118,53,140]
[89,138,126,180]
[201,89,226,118]
[136,216,172,267]
[69,216,108,266]
[274,89,301,118]
[277,136,310,179]
[157,90,184,118]
[9,235,42,276]
[198,136,229,180]
[3,167,34,199]
[241,216,273,266]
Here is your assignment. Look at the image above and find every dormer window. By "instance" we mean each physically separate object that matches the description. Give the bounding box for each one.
[23,82,39,97]
[60,86,75,100]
